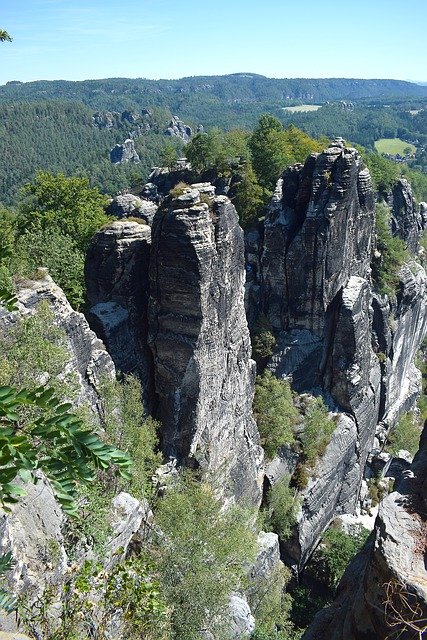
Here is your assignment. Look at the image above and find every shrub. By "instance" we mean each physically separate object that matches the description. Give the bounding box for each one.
[100,374,162,500]
[310,524,369,589]
[152,472,258,639]
[169,181,191,198]
[253,371,298,460]
[252,314,277,366]
[266,477,300,542]
[385,412,421,456]
[290,463,309,490]
[300,397,335,465]
[371,203,408,297]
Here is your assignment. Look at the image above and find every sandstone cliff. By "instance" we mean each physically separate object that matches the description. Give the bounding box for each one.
[148,188,264,505]
[256,140,427,569]
[85,220,154,408]
[302,426,427,640]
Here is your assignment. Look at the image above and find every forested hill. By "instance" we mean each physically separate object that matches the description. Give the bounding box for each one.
[1,75,427,111]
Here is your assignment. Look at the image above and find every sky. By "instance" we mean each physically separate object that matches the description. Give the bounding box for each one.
[1,0,427,85]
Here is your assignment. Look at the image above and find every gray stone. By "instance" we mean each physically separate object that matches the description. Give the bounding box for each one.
[107,194,158,225]
[391,178,423,252]
[148,192,264,505]
[110,138,140,164]
[302,426,427,640]
[85,221,154,409]
[165,115,192,142]
[0,273,116,419]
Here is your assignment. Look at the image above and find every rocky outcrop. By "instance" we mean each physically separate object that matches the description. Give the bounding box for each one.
[110,139,140,164]
[262,140,375,337]
[373,262,427,428]
[165,115,192,142]
[302,426,427,640]
[0,476,67,635]
[148,188,263,505]
[0,272,115,417]
[85,221,154,408]
[391,178,424,252]
[106,194,158,225]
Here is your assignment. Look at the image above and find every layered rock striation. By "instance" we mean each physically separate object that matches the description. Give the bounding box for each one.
[302,426,427,640]
[85,220,154,408]
[148,189,264,505]
[256,140,427,568]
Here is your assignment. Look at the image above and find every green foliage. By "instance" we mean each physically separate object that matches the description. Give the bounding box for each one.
[385,412,422,456]
[0,30,12,42]
[100,374,162,500]
[253,370,298,460]
[19,171,109,249]
[160,142,178,169]
[265,477,300,542]
[153,472,258,639]
[300,397,335,465]
[372,202,408,296]
[289,585,330,630]
[362,152,400,194]
[233,161,265,227]
[106,555,170,639]
[250,563,299,640]
[0,384,131,516]
[0,552,16,613]
[0,301,72,392]
[13,228,86,308]
[249,116,322,192]
[251,316,277,366]
[310,524,369,589]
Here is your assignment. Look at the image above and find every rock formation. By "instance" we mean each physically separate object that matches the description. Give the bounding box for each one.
[302,425,427,640]
[110,139,140,164]
[165,115,192,142]
[106,193,158,225]
[148,188,264,505]
[85,221,154,408]
[256,140,427,569]
[0,272,115,417]
[390,178,424,252]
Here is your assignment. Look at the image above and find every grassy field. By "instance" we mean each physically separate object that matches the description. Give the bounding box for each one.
[374,138,416,155]
[283,104,322,113]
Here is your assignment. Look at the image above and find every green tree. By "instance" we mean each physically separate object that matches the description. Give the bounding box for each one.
[310,525,369,589]
[265,477,300,542]
[233,162,265,227]
[153,473,258,639]
[249,115,292,191]
[300,396,335,464]
[253,370,298,460]
[160,142,178,170]
[371,202,408,296]
[185,129,226,173]
[18,171,109,250]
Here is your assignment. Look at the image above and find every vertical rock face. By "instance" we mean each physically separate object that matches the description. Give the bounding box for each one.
[259,143,392,567]
[85,221,154,408]
[302,427,427,640]
[149,189,264,505]
[262,141,375,336]
[391,178,424,252]
[0,272,115,417]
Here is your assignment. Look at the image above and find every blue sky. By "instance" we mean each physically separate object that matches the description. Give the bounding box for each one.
[1,0,426,85]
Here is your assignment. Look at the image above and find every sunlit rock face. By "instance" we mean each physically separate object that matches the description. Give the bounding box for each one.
[148,189,264,506]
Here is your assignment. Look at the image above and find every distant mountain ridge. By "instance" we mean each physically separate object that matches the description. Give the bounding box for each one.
[1,74,427,109]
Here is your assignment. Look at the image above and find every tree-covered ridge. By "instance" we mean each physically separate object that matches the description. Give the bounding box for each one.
[1,75,427,108]
[0,100,180,204]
